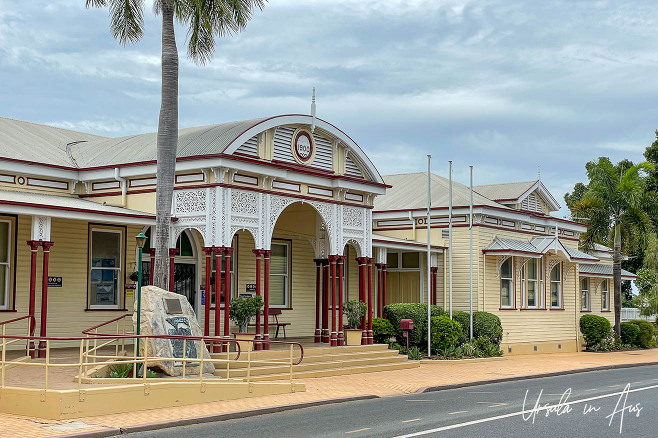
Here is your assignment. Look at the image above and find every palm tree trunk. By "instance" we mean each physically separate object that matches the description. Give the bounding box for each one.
[153,0,178,290]
[613,223,622,336]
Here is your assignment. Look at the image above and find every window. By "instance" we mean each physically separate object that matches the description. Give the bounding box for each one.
[387,252,420,270]
[0,219,12,310]
[386,252,398,268]
[601,279,610,311]
[550,263,561,308]
[89,227,123,308]
[401,252,419,269]
[581,278,589,311]
[521,258,542,308]
[269,241,290,307]
[210,236,237,307]
[500,258,513,308]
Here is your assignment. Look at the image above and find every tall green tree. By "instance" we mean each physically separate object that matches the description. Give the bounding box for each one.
[569,157,654,335]
[86,0,265,289]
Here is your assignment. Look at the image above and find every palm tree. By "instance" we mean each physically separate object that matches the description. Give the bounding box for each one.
[571,157,654,335]
[86,0,265,289]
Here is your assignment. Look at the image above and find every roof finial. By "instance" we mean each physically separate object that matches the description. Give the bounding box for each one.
[311,87,316,133]
[537,164,541,181]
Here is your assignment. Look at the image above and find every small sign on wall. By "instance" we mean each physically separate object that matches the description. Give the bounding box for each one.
[47,276,62,287]
[126,290,134,297]
[201,289,205,306]
[245,284,257,293]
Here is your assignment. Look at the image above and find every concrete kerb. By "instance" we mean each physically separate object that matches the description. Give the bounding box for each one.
[60,395,380,438]
[416,360,658,393]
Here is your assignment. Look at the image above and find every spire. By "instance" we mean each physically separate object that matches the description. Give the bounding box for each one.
[311,87,316,133]
[537,164,541,181]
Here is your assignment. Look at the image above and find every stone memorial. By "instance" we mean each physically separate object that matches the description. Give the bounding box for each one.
[132,286,215,376]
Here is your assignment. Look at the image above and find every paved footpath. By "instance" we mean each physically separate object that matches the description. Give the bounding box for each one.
[2,349,657,437]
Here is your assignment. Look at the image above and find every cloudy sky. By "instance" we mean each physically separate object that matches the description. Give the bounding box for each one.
[1,0,656,216]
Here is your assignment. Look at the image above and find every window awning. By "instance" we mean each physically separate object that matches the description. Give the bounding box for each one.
[483,236,599,262]
[579,263,637,280]
[372,233,446,253]
[0,190,155,225]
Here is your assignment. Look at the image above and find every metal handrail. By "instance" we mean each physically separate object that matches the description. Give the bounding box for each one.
[83,316,305,366]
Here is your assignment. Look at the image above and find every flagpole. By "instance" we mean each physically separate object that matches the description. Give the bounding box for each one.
[469,165,474,340]
[427,155,432,356]
[448,160,453,319]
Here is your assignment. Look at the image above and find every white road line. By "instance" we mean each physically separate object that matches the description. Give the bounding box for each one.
[390,383,658,438]
[402,419,421,423]
[448,411,468,415]
[346,428,370,434]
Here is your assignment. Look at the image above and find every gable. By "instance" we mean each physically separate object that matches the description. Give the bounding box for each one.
[273,125,334,172]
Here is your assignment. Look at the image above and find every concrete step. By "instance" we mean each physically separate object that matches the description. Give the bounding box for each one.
[213,354,410,378]
[231,361,420,381]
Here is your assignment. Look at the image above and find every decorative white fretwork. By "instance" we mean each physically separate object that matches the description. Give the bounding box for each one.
[31,216,52,241]
[173,189,206,215]
[563,262,576,283]
[515,257,531,280]
[343,206,363,228]
[496,255,512,279]
[546,258,561,286]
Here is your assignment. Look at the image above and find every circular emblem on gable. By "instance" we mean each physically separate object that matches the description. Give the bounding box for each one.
[291,129,315,164]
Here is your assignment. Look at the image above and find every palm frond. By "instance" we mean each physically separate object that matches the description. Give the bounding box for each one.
[86,0,108,7]
[108,0,146,45]
[176,0,266,64]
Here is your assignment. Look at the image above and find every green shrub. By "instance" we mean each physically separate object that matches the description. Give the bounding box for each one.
[229,295,263,332]
[429,316,462,355]
[630,320,656,348]
[407,346,421,360]
[372,317,395,344]
[451,311,471,345]
[580,314,611,348]
[108,363,132,378]
[473,312,503,346]
[620,322,640,346]
[461,342,476,357]
[383,303,445,348]
[343,300,367,329]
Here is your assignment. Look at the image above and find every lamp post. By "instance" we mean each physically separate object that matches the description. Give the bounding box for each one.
[135,232,147,355]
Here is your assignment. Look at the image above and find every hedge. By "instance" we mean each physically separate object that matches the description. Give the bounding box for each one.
[372,317,395,344]
[473,312,503,346]
[450,311,503,346]
[579,314,611,348]
[383,303,445,348]
[430,316,462,354]
[630,320,656,348]
[620,322,640,346]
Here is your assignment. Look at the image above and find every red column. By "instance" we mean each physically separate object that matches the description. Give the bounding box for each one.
[367,258,374,344]
[253,249,264,350]
[37,241,54,358]
[313,259,322,343]
[329,255,338,346]
[26,241,40,358]
[356,257,368,344]
[223,247,233,342]
[322,259,330,343]
[168,248,179,292]
[263,250,271,350]
[203,247,213,337]
[376,263,382,317]
[431,267,438,305]
[214,247,223,352]
[382,264,388,316]
[337,256,345,346]
[147,248,155,285]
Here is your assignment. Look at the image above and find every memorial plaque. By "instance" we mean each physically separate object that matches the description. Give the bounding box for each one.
[164,298,183,315]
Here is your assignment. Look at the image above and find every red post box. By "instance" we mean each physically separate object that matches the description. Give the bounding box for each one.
[400,319,414,352]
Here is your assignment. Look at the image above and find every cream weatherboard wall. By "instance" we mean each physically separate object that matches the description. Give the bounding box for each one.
[3,215,142,345]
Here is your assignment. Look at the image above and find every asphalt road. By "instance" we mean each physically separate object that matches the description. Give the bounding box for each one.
[126,364,658,438]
